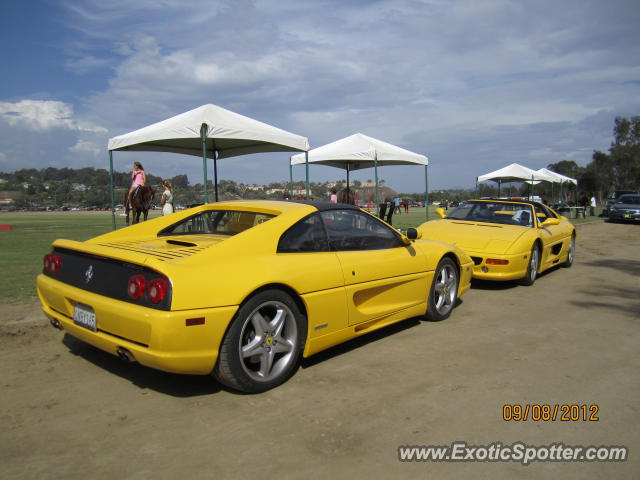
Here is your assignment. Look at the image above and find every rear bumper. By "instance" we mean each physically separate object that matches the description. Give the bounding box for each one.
[37,274,238,375]
[466,250,530,281]
[608,211,640,222]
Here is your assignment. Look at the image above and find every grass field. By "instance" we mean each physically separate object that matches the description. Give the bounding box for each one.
[0,206,599,304]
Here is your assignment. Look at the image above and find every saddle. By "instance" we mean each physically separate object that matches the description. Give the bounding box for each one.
[131,185,141,199]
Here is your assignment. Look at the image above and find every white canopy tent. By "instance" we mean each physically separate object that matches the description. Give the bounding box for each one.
[477,163,556,198]
[290,133,429,217]
[535,168,578,204]
[107,104,310,228]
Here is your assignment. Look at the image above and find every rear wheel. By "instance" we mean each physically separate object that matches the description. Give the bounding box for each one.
[562,233,575,268]
[214,289,306,393]
[519,244,540,286]
[426,257,458,321]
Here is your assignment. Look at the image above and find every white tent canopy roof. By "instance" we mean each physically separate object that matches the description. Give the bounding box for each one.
[477,163,555,183]
[107,104,309,159]
[537,168,578,185]
[290,133,427,170]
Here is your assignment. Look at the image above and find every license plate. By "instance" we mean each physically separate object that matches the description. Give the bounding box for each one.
[73,303,97,331]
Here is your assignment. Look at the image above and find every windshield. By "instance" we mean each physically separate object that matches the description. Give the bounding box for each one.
[159,210,275,236]
[446,201,535,227]
[617,195,640,205]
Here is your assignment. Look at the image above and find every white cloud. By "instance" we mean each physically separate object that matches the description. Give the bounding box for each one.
[2,0,639,189]
[0,100,107,133]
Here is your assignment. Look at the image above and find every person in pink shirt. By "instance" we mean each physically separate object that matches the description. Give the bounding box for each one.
[128,162,146,205]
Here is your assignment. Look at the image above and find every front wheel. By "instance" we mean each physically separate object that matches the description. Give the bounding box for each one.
[426,257,459,321]
[562,234,575,268]
[519,244,540,286]
[214,290,307,393]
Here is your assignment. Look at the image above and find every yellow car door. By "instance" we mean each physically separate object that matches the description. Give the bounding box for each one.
[320,210,428,326]
[535,205,568,269]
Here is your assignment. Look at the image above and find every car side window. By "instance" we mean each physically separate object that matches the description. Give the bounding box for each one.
[277,213,330,253]
[535,205,555,224]
[320,210,404,251]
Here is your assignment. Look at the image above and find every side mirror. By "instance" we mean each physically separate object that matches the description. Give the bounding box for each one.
[435,207,447,219]
[540,217,560,227]
[406,228,422,241]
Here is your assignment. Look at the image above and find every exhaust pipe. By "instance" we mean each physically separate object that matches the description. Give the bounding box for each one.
[49,317,63,330]
[116,347,136,363]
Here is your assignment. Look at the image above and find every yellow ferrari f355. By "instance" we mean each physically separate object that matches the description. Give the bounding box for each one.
[414,199,576,286]
[37,200,473,393]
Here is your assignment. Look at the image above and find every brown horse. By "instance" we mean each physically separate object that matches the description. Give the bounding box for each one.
[337,188,355,205]
[125,186,155,225]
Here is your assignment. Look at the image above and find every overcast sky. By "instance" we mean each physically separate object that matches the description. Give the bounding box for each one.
[1,0,639,192]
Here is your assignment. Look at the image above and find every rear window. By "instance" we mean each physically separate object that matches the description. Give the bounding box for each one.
[159,210,275,236]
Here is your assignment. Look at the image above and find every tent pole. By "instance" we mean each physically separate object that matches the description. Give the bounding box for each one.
[213,149,219,202]
[200,124,209,203]
[289,162,293,198]
[475,179,478,197]
[109,150,115,230]
[425,165,429,220]
[305,151,310,200]
[346,163,350,198]
[498,180,501,198]
[374,158,379,216]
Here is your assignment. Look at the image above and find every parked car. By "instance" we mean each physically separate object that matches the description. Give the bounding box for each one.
[414,199,576,286]
[607,194,640,223]
[604,190,639,216]
[37,200,472,393]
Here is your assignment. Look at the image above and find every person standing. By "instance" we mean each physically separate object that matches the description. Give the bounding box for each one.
[589,193,596,216]
[329,188,338,203]
[393,196,401,215]
[160,180,174,216]
[385,197,394,225]
[128,162,146,205]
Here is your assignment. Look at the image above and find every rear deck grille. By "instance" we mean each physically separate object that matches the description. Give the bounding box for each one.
[96,240,209,261]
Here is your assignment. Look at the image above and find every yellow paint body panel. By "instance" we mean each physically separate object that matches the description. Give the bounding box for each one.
[36,200,472,376]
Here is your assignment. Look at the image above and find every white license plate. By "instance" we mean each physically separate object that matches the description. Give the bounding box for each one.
[73,303,97,331]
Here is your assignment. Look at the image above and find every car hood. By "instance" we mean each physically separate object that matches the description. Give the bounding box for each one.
[418,219,528,253]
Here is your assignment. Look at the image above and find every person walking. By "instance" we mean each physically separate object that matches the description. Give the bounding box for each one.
[160,180,174,215]
[589,193,596,216]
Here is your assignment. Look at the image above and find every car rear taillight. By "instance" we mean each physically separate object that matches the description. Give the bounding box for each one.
[147,278,169,304]
[43,253,62,274]
[127,274,146,299]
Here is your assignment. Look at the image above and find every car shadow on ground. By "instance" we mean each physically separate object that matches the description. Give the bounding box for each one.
[569,285,640,319]
[301,312,447,369]
[581,258,640,277]
[62,334,225,397]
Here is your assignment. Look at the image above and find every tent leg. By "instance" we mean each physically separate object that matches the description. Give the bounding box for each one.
[200,124,208,203]
[425,165,429,220]
[109,150,115,230]
[346,163,350,201]
[305,151,310,200]
[374,159,379,216]
[289,163,293,198]
[498,180,501,198]
[213,150,219,202]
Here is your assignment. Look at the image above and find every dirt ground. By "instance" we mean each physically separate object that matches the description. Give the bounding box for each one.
[1,220,638,479]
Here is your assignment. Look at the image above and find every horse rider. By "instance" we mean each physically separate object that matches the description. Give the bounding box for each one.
[128,162,146,205]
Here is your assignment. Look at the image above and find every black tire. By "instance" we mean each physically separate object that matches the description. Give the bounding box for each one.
[562,233,575,268]
[426,257,459,321]
[214,289,307,393]
[518,244,540,286]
